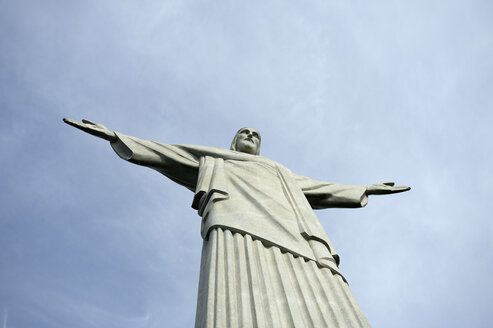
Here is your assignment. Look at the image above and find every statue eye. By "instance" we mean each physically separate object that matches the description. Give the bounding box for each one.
[252,132,259,139]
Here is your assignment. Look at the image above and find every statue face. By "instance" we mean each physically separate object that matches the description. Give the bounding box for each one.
[235,127,261,155]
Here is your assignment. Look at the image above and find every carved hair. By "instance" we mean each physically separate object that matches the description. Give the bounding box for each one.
[230,127,261,155]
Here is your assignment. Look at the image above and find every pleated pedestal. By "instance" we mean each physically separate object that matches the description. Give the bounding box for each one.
[195,228,371,328]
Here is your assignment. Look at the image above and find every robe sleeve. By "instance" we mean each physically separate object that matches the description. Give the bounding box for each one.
[293,173,368,209]
[110,132,200,192]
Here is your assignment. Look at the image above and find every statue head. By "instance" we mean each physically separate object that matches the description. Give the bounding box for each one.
[230,127,261,155]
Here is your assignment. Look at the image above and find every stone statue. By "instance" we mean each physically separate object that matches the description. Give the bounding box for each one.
[63,118,410,328]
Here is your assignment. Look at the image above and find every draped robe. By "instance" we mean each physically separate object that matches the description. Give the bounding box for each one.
[110,132,371,328]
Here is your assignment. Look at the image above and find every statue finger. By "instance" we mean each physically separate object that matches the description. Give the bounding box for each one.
[63,118,87,129]
[392,186,411,193]
[82,119,108,130]
[82,119,97,125]
[382,182,395,186]
[63,117,78,125]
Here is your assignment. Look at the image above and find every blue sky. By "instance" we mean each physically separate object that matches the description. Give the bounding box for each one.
[1,0,492,327]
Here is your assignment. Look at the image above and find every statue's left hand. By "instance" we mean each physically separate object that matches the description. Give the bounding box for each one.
[366,182,410,195]
[63,118,117,142]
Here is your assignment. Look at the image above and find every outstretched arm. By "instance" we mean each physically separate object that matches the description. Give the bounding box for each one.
[63,118,117,142]
[63,117,200,191]
[295,174,410,209]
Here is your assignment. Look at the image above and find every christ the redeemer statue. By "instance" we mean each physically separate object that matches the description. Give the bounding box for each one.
[64,118,410,328]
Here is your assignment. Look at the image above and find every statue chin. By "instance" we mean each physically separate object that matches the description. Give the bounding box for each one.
[237,145,257,155]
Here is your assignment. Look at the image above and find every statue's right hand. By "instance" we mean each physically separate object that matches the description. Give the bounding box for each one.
[63,118,117,142]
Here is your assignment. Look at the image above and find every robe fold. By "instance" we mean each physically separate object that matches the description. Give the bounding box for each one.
[110,132,371,327]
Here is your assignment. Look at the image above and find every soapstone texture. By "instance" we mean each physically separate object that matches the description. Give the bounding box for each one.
[63,120,410,327]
